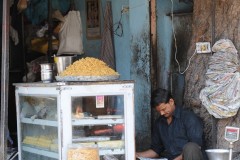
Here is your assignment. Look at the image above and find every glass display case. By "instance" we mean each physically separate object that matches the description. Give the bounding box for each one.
[14,81,135,160]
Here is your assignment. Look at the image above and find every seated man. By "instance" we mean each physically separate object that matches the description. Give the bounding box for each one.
[136,88,207,160]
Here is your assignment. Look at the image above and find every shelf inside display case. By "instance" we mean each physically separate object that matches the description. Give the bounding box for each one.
[21,118,58,127]
[99,148,125,155]
[72,117,124,126]
[22,145,58,159]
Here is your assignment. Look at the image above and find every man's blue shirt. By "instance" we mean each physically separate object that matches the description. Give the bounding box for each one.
[151,106,204,160]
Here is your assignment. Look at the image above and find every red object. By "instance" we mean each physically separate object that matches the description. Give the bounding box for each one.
[93,124,124,135]
[113,124,124,133]
[93,129,112,135]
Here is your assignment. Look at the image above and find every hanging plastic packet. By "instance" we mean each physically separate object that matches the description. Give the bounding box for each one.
[57,10,84,55]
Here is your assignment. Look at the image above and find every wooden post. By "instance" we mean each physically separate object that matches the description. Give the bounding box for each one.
[150,0,158,89]
[0,0,10,159]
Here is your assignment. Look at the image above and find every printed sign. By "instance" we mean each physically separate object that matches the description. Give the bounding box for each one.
[96,95,104,108]
[225,126,240,142]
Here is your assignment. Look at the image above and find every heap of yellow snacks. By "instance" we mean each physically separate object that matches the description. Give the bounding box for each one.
[60,57,119,76]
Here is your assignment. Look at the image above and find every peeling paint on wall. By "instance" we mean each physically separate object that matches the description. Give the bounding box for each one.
[129,0,151,147]
[131,30,150,81]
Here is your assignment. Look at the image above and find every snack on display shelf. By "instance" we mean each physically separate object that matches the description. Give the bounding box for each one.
[22,135,58,150]
[59,57,119,77]
[76,142,96,147]
[22,136,38,146]
[36,136,52,149]
[67,147,100,160]
[97,140,124,149]
[50,143,58,152]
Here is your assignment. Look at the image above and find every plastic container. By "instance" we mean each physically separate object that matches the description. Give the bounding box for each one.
[67,144,100,160]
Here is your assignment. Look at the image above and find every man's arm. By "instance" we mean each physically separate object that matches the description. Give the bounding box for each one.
[136,149,159,158]
[184,111,204,146]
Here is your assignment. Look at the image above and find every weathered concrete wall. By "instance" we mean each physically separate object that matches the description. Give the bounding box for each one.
[129,0,151,151]
[156,0,192,91]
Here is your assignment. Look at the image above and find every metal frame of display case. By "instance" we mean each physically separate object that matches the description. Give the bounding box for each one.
[14,81,135,160]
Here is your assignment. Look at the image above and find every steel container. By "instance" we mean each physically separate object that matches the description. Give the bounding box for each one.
[206,149,238,160]
[40,63,53,83]
[54,55,77,75]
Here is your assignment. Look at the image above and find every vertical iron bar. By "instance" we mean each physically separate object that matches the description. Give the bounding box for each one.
[21,13,27,82]
[0,0,10,159]
[211,0,217,149]
[48,0,53,63]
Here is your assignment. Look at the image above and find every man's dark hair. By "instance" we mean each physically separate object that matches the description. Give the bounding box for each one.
[151,88,173,108]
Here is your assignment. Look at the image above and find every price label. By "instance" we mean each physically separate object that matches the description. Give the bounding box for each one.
[225,126,240,142]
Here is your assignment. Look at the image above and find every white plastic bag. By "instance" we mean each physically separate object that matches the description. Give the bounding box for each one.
[57,11,84,55]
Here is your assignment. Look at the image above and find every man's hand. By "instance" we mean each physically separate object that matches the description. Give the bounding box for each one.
[173,154,183,160]
[136,149,159,158]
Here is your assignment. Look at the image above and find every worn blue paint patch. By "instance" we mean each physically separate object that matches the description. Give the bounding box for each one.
[131,31,150,81]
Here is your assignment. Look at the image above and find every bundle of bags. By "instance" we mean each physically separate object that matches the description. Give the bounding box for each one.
[200,39,240,118]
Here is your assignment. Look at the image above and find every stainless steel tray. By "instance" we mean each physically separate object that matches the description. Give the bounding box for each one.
[55,75,120,82]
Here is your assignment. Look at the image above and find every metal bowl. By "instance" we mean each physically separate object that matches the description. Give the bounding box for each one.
[54,55,77,75]
[205,149,238,160]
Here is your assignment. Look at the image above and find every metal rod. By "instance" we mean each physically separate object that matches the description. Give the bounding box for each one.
[229,148,233,160]
[48,0,53,63]
[211,0,217,149]
[21,13,27,81]
[229,142,233,160]
[0,0,10,159]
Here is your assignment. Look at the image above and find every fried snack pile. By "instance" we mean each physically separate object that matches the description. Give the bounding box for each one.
[67,147,100,160]
[60,57,119,76]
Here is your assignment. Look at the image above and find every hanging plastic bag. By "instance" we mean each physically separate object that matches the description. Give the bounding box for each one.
[57,10,84,55]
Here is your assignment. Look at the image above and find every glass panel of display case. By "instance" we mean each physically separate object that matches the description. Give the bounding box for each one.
[19,95,58,159]
[21,124,58,159]
[71,95,124,118]
[71,95,125,159]
[19,96,58,121]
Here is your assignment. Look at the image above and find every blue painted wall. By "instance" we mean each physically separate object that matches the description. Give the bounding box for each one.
[156,0,192,90]
[111,0,131,80]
